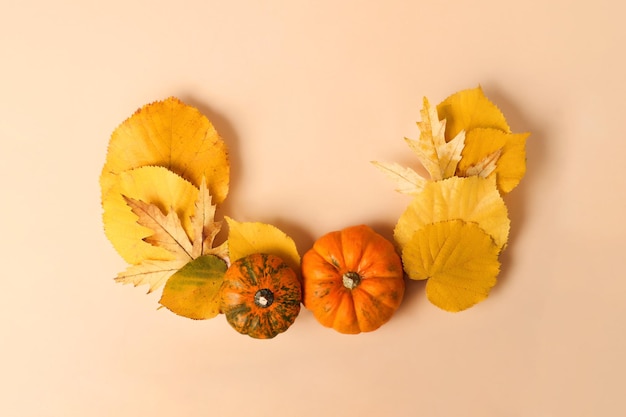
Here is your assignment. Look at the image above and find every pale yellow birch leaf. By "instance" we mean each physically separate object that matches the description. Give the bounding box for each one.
[394,176,510,251]
[370,161,426,195]
[102,166,198,264]
[437,86,511,141]
[458,128,529,194]
[401,219,500,312]
[100,97,229,204]
[225,217,300,274]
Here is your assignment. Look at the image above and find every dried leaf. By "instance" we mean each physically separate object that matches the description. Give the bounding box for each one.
[115,259,188,293]
[190,177,222,258]
[463,148,502,178]
[100,97,229,204]
[123,196,193,261]
[394,176,510,251]
[437,86,511,141]
[402,220,500,312]
[102,166,199,264]
[225,217,300,273]
[458,128,529,194]
[159,255,228,319]
[370,161,426,195]
[406,97,465,181]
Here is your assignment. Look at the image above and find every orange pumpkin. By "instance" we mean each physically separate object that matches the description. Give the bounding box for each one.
[219,253,302,339]
[301,225,405,334]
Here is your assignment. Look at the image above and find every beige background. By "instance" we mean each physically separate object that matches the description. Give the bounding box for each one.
[1,1,624,416]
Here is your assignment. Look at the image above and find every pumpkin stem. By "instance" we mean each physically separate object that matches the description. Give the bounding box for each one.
[342,272,361,290]
[254,288,274,308]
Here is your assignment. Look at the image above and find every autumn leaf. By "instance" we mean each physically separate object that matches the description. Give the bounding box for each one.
[401,220,500,312]
[437,86,510,140]
[100,97,230,204]
[370,161,427,195]
[406,97,466,181]
[458,128,529,194]
[225,217,300,274]
[123,196,194,260]
[114,176,225,296]
[436,87,529,193]
[102,166,199,264]
[159,255,228,319]
[372,97,465,193]
[394,176,510,252]
[115,259,188,293]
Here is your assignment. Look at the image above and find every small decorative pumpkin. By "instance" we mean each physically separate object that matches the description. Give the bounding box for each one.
[219,253,302,339]
[301,225,405,334]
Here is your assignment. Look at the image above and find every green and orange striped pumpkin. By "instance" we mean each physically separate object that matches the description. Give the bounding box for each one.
[219,253,302,339]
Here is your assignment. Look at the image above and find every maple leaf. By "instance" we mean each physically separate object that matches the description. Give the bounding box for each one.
[407,97,465,181]
[372,97,465,195]
[115,177,224,294]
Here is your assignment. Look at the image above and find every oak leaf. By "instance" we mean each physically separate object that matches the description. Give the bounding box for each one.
[114,177,225,298]
[102,166,199,264]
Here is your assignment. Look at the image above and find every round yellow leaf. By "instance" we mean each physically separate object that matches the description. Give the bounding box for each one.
[100,97,229,204]
[402,220,500,312]
[394,176,510,251]
[225,217,301,274]
[437,86,510,141]
[458,128,529,194]
[102,166,198,264]
[159,254,228,320]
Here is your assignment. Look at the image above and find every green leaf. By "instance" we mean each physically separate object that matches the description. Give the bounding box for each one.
[159,255,228,320]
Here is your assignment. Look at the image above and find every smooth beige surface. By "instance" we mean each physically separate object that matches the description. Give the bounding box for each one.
[1,1,624,416]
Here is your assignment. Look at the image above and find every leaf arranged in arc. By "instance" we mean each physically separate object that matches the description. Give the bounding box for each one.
[394,176,510,252]
[115,259,189,294]
[159,255,228,319]
[225,217,301,275]
[370,160,427,195]
[401,219,501,312]
[100,97,230,204]
[124,196,194,261]
[102,166,199,264]
[406,97,466,181]
[458,128,529,194]
[436,86,511,141]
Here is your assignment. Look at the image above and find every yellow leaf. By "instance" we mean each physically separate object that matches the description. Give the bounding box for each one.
[102,166,199,264]
[190,177,222,259]
[100,97,229,204]
[370,160,427,195]
[225,217,300,273]
[394,176,510,251]
[405,97,466,181]
[115,259,188,293]
[463,148,502,178]
[123,196,193,261]
[159,255,228,319]
[436,86,510,141]
[402,220,500,312]
[458,128,529,194]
